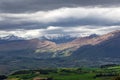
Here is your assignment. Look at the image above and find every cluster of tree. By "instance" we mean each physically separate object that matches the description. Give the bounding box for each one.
[94,73,118,78]
[0,75,7,80]
[11,69,57,75]
[100,64,119,68]
[11,68,86,75]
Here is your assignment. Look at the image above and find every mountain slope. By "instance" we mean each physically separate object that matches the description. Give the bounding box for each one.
[74,32,120,57]
[0,30,120,74]
[0,39,56,51]
[0,30,119,58]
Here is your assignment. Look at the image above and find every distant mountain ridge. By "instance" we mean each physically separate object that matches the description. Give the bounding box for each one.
[0,35,24,40]
[0,31,119,58]
[0,30,119,60]
[0,34,98,44]
[0,30,120,74]
[41,35,76,44]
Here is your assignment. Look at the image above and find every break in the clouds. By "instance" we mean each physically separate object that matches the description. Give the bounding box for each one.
[0,26,120,39]
[0,0,120,38]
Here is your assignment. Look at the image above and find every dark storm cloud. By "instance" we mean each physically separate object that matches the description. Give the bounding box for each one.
[47,18,114,27]
[0,21,45,30]
[0,17,118,30]
[0,0,119,35]
[0,0,120,13]
[0,7,120,30]
[0,0,119,38]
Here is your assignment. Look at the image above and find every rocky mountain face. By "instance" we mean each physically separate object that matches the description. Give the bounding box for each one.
[0,30,119,58]
[0,34,99,58]
[72,30,120,57]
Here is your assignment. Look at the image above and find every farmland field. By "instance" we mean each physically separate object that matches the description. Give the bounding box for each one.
[6,65,120,80]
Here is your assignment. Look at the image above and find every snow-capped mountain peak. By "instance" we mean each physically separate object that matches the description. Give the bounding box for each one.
[0,35,24,40]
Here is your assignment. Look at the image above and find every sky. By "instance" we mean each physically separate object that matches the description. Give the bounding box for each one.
[0,0,120,38]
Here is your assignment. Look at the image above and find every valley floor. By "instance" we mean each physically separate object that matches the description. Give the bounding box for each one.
[5,65,120,80]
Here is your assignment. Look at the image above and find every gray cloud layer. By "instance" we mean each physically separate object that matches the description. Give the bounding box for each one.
[0,0,120,13]
[0,7,120,30]
[0,0,120,38]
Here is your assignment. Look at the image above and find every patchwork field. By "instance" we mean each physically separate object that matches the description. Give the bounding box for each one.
[5,65,120,80]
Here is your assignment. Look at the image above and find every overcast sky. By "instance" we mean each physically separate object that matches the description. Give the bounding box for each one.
[0,0,120,38]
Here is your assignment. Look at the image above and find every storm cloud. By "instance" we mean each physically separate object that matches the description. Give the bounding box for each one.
[0,0,120,13]
[0,0,120,38]
[0,7,120,30]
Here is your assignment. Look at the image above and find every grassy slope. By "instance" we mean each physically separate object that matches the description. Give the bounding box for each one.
[7,66,120,80]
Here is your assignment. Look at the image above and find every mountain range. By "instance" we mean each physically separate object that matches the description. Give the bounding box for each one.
[0,30,120,74]
[0,35,24,41]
